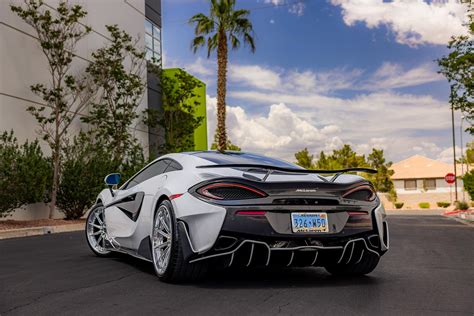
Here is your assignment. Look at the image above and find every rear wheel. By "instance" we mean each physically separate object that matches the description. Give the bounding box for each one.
[324,252,380,276]
[85,204,112,257]
[152,200,208,283]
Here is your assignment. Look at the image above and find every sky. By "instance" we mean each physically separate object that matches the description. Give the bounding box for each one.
[162,0,472,164]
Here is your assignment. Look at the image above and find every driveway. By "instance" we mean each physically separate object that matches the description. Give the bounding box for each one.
[0,215,472,315]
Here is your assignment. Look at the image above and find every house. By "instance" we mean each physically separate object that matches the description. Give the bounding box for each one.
[390,155,470,208]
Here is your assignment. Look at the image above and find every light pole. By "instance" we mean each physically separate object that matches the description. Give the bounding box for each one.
[451,105,458,201]
[460,115,466,201]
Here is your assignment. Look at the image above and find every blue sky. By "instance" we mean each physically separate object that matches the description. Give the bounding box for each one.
[162,0,472,163]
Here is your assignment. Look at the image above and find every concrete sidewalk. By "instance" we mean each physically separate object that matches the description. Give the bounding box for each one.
[0,223,85,240]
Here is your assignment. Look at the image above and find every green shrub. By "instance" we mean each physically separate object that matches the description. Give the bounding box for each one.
[0,130,51,217]
[436,201,451,208]
[394,202,404,209]
[418,202,430,209]
[57,133,146,220]
[463,170,474,200]
[455,201,469,211]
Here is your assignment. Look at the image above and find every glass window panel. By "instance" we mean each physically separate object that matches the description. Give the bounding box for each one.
[145,34,153,49]
[153,25,161,38]
[423,179,436,190]
[145,20,153,35]
[404,180,417,190]
[153,38,161,52]
[145,48,153,61]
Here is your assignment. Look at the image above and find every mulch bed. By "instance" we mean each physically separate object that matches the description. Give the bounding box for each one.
[0,219,85,230]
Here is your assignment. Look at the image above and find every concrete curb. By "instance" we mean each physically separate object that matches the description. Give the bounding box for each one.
[0,223,85,240]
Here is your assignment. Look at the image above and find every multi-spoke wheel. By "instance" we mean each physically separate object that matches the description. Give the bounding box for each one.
[151,200,208,282]
[85,204,111,257]
[152,204,172,275]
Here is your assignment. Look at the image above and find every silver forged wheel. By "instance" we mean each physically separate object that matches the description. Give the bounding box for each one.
[86,206,111,255]
[152,205,173,276]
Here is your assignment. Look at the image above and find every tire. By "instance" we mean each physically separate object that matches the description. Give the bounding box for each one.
[85,203,112,257]
[151,200,208,283]
[324,252,380,276]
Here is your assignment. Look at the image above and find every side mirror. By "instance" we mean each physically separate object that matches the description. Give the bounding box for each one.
[104,173,121,197]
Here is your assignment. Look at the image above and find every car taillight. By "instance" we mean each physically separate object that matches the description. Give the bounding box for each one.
[197,183,267,200]
[342,185,376,202]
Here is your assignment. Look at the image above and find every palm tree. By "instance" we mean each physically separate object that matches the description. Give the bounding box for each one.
[189,0,255,151]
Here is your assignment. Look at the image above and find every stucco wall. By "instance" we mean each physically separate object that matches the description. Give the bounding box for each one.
[1,0,150,221]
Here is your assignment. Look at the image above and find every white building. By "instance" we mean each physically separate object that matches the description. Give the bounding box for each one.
[0,0,162,219]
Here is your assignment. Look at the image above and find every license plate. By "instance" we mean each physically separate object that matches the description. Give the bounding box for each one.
[291,212,329,233]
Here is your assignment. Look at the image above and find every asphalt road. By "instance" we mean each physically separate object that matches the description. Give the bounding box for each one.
[1,215,473,316]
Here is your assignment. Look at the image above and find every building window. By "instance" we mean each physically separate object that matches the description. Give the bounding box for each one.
[145,19,161,63]
[423,179,436,190]
[404,180,417,190]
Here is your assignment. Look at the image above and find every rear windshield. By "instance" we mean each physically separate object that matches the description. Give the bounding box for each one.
[187,151,302,169]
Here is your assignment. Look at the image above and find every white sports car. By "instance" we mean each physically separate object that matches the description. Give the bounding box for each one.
[85,151,389,282]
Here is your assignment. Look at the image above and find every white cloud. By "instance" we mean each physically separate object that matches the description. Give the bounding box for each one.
[206,96,343,160]
[229,65,282,90]
[330,0,470,46]
[363,62,443,90]
[228,62,442,95]
[437,146,462,163]
[288,2,306,16]
[264,0,306,16]
[270,19,275,24]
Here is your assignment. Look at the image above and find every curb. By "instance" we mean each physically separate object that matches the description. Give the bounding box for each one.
[0,223,85,240]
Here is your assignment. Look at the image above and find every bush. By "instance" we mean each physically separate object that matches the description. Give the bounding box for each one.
[0,131,50,217]
[455,201,469,211]
[436,201,451,208]
[418,202,430,209]
[463,170,474,200]
[57,133,146,220]
[394,202,404,209]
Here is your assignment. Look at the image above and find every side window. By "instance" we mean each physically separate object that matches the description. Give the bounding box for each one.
[122,160,170,190]
[164,159,183,173]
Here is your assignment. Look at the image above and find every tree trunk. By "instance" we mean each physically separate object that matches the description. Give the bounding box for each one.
[216,29,228,151]
[49,147,59,219]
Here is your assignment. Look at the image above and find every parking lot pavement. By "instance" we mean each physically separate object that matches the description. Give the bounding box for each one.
[0,215,473,316]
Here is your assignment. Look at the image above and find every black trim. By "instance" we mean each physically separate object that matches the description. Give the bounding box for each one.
[138,236,153,261]
[197,164,377,175]
[106,192,145,222]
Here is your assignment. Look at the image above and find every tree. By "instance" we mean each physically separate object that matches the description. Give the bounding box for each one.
[57,133,116,219]
[0,131,51,217]
[463,170,474,200]
[304,145,396,198]
[366,149,397,200]
[144,69,204,155]
[294,148,314,169]
[210,137,241,151]
[83,25,147,164]
[438,1,473,134]
[315,145,367,170]
[190,0,255,151]
[11,0,94,218]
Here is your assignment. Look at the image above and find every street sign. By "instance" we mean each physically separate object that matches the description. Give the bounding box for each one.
[445,173,456,184]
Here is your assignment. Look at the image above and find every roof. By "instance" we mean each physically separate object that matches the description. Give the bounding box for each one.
[391,155,469,180]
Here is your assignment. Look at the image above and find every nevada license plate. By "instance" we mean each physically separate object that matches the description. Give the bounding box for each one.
[291,212,329,233]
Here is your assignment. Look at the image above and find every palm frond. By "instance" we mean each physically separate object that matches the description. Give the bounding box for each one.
[191,36,206,53]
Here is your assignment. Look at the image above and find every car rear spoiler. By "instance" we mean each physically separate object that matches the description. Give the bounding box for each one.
[196,164,377,182]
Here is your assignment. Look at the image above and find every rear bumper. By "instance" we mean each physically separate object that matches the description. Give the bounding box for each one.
[179,203,389,266]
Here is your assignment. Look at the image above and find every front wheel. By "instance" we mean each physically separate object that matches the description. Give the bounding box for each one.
[85,204,112,257]
[324,252,380,276]
[151,200,208,283]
